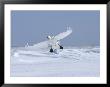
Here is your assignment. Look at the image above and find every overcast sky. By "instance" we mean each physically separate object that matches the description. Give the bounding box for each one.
[11,10,100,47]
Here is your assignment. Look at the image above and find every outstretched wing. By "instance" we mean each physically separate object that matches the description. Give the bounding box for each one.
[26,40,49,50]
[33,40,49,48]
[54,28,72,41]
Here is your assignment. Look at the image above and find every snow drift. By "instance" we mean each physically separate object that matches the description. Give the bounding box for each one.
[11,46,100,77]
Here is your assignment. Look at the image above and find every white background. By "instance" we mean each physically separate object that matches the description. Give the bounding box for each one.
[5,4,107,84]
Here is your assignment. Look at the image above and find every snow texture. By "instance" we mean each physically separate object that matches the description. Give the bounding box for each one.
[11,46,100,77]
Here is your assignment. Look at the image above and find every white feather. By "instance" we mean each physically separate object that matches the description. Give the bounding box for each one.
[54,28,72,41]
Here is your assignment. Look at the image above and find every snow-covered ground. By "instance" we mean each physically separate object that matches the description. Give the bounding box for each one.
[11,46,100,77]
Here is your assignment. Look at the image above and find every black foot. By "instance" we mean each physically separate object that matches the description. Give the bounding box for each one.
[60,45,63,49]
[50,48,53,52]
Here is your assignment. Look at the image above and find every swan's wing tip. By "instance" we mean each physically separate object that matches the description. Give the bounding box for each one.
[67,26,72,31]
[67,27,72,33]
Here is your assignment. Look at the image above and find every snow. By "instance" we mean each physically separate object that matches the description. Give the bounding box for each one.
[11,46,100,77]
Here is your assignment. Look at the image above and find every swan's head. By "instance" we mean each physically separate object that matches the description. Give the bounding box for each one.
[47,36,51,40]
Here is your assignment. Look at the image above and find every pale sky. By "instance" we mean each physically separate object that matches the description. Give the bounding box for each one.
[11,10,100,47]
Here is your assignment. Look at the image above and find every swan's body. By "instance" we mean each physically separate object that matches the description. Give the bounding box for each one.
[26,27,72,54]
